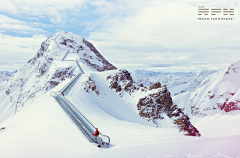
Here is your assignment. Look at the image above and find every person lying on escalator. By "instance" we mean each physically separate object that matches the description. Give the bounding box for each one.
[92,128,99,137]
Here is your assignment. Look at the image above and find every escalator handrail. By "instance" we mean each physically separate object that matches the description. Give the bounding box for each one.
[61,73,82,95]
[55,93,104,145]
[54,96,101,144]
[63,96,110,144]
[60,72,80,93]
[63,96,96,129]
[59,72,81,94]
[53,96,94,142]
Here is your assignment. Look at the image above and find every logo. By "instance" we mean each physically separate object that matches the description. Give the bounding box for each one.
[198,6,234,20]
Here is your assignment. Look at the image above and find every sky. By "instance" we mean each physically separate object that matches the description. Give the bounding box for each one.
[0,0,240,72]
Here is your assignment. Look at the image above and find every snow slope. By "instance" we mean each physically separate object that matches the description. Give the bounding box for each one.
[0,70,239,157]
[174,60,240,116]
[173,60,240,137]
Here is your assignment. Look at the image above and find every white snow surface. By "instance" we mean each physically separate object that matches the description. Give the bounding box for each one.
[0,69,239,157]
[0,32,239,157]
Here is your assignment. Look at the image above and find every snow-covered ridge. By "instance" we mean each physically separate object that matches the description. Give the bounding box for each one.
[132,69,220,96]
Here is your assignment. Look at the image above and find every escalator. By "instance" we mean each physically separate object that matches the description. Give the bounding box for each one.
[51,64,110,147]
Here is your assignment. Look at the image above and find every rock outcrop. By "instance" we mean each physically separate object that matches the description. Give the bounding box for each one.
[84,77,99,95]
[137,86,200,136]
[106,69,201,136]
[107,69,139,96]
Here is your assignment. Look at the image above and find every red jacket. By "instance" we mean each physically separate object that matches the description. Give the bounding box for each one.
[93,130,99,137]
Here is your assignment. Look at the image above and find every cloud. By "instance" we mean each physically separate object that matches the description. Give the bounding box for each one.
[0,62,26,71]
[87,0,240,70]
[0,0,88,25]
[0,33,47,69]
[0,0,239,71]
[0,14,51,34]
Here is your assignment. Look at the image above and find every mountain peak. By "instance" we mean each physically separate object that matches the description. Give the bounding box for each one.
[39,31,117,72]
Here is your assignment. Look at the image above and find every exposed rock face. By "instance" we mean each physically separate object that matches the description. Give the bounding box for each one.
[107,69,139,96]
[219,101,240,112]
[137,87,201,136]
[149,82,161,90]
[82,39,117,71]
[106,69,200,136]
[84,77,99,95]
[173,114,201,136]
[56,31,117,72]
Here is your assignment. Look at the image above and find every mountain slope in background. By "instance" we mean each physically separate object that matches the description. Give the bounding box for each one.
[173,61,240,137]
[0,71,16,83]
[174,60,240,116]
[132,69,219,96]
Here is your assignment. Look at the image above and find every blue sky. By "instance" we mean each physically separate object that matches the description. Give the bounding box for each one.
[0,0,240,72]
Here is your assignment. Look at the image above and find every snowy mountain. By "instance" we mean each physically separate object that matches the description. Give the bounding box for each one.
[0,31,239,157]
[173,60,240,117]
[0,31,199,135]
[0,71,16,83]
[105,69,200,136]
[132,69,219,96]
[0,31,116,123]
[171,60,240,141]
[174,61,240,116]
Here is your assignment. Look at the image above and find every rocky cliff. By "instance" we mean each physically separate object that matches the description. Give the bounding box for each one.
[106,69,200,136]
